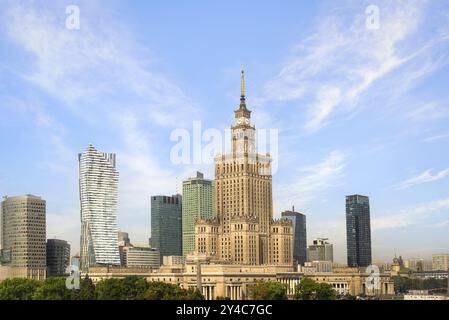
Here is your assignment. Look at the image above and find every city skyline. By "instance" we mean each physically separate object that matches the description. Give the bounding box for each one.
[1,0,449,262]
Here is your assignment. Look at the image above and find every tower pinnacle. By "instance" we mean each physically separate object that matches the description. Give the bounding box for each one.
[235,66,251,119]
[241,65,245,97]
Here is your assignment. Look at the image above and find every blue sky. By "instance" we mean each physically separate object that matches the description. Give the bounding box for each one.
[1,0,449,263]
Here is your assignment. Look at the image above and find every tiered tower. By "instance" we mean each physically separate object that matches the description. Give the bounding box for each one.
[195,68,293,266]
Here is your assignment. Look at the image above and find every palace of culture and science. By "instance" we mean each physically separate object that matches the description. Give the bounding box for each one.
[195,69,294,266]
[0,69,396,300]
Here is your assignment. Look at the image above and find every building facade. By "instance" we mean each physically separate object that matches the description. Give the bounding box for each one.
[195,69,293,266]
[281,208,307,265]
[118,231,131,266]
[123,246,160,269]
[151,195,182,261]
[0,266,46,281]
[182,172,214,256]
[79,144,121,271]
[70,255,80,271]
[432,254,449,271]
[163,255,186,266]
[346,195,372,267]
[403,258,433,272]
[1,195,46,270]
[302,261,333,273]
[118,232,131,247]
[46,239,70,277]
[404,293,448,300]
[410,270,448,280]
[86,262,395,300]
[308,238,333,262]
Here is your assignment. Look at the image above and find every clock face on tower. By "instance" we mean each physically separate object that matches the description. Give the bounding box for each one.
[237,117,249,125]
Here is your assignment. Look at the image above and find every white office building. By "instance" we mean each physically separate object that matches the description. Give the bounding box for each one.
[123,246,160,269]
[79,144,120,271]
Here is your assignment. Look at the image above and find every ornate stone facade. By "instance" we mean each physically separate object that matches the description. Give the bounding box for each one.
[86,263,396,300]
[195,69,293,266]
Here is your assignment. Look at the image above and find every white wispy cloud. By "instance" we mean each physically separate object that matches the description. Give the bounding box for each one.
[407,102,449,122]
[3,2,199,127]
[275,150,346,208]
[1,1,204,247]
[394,168,449,190]
[263,0,449,132]
[422,133,449,142]
[373,198,449,230]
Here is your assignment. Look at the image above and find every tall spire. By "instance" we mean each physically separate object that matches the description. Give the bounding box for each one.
[235,65,251,117]
[241,65,245,97]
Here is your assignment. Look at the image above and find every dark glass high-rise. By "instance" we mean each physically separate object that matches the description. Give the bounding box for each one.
[346,195,372,267]
[150,195,182,263]
[281,208,307,266]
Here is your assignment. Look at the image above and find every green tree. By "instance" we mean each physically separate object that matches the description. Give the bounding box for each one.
[95,278,124,300]
[342,293,357,300]
[249,280,288,300]
[79,275,96,300]
[121,276,149,300]
[141,281,171,300]
[0,278,41,300]
[142,282,204,300]
[392,276,447,294]
[315,282,336,300]
[295,277,316,300]
[33,277,72,300]
[183,288,204,300]
[295,277,336,300]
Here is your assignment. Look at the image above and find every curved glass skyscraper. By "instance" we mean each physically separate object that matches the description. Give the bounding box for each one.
[79,144,120,271]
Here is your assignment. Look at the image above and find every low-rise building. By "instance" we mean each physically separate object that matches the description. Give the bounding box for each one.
[404,293,448,300]
[123,246,160,269]
[410,270,448,280]
[163,255,186,266]
[301,261,333,274]
[307,238,333,262]
[0,266,46,281]
[85,259,394,300]
[404,258,433,272]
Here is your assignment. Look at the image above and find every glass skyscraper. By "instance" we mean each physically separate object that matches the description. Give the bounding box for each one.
[281,208,307,265]
[150,195,182,262]
[79,144,121,272]
[182,172,214,256]
[346,194,372,267]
